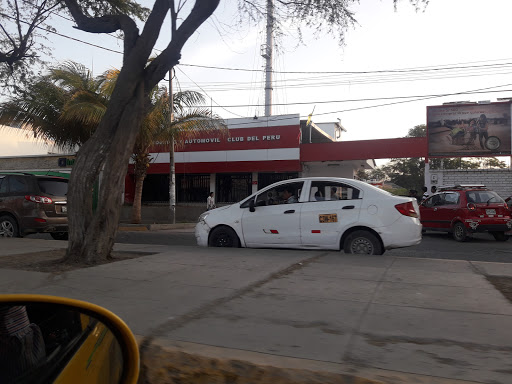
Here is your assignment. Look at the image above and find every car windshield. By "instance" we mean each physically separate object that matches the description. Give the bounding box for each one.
[465,190,504,204]
[37,178,68,196]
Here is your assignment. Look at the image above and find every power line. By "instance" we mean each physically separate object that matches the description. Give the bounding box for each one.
[182,85,512,109]
[311,83,512,118]
[0,12,124,55]
[178,60,512,75]
[174,67,245,118]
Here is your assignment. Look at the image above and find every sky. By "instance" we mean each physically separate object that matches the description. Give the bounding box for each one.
[4,0,512,157]
[0,126,65,156]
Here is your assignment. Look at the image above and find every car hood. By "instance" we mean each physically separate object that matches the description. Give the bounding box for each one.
[209,204,232,213]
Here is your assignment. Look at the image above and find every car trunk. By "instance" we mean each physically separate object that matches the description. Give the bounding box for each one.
[466,190,510,218]
[37,178,68,218]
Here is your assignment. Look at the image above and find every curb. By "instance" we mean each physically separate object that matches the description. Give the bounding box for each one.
[117,223,196,232]
[136,338,481,384]
[140,340,385,384]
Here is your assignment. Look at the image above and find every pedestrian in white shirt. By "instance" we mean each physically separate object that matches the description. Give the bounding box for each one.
[207,192,216,210]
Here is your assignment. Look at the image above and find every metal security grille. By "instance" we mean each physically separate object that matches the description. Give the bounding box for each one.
[216,173,252,203]
[177,174,210,203]
[258,172,299,190]
[141,174,210,203]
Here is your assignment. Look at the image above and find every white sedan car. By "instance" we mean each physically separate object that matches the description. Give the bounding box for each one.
[196,177,422,255]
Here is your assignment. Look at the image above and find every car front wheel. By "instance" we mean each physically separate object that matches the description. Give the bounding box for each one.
[491,231,509,242]
[208,226,240,247]
[344,230,383,255]
[452,222,468,242]
[0,215,18,237]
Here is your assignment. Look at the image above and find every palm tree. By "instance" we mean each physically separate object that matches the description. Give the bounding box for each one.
[0,61,225,226]
[153,90,225,223]
[0,61,105,150]
[128,89,225,223]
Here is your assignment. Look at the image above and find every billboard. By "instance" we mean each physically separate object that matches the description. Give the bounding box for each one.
[427,102,512,157]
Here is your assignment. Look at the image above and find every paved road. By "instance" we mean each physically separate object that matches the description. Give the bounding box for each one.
[29,227,512,262]
[116,228,512,263]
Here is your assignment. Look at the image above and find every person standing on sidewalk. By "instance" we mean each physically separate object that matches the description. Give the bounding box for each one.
[207,192,216,211]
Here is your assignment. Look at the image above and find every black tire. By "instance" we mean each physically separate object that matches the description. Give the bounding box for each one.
[208,226,240,247]
[51,232,69,241]
[491,231,508,242]
[0,215,19,237]
[343,230,383,255]
[452,222,468,242]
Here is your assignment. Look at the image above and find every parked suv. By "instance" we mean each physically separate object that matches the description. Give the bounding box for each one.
[420,184,512,242]
[0,173,68,240]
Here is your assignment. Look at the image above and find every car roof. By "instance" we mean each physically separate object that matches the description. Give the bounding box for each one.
[0,172,67,180]
[438,184,490,192]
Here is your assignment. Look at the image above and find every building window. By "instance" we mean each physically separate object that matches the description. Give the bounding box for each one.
[258,172,299,190]
[216,173,252,203]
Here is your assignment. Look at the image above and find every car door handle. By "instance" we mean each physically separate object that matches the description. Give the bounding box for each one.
[284,210,295,214]
[342,205,355,210]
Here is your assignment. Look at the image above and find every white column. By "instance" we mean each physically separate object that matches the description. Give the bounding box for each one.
[424,161,430,191]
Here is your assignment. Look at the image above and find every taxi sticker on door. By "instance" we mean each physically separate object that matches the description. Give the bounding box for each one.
[319,214,338,223]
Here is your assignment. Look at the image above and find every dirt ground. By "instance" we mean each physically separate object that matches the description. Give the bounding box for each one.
[486,276,512,304]
[0,249,152,273]
[140,343,383,384]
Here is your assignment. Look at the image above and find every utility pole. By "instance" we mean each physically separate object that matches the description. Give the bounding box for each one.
[168,67,176,224]
[262,0,274,116]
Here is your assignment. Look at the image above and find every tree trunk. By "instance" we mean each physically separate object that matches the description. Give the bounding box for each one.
[65,79,145,264]
[131,173,145,224]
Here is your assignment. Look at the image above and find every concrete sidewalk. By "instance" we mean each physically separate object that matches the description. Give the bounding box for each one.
[1,238,512,383]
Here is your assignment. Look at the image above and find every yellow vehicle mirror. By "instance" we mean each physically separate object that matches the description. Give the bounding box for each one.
[0,295,139,384]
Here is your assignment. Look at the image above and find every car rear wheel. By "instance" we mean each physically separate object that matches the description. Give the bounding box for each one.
[344,230,383,255]
[452,222,468,242]
[50,232,69,241]
[0,215,19,237]
[208,226,240,247]
[491,231,509,242]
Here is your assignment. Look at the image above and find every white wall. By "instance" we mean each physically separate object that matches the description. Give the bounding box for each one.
[427,168,512,198]
[301,162,356,179]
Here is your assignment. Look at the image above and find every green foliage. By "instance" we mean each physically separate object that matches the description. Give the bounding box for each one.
[406,124,426,138]
[382,187,408,196]
[0,61,106,150]
[382,157,425,191]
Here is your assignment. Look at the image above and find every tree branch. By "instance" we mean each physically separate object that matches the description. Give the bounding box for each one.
[144,0,220,90]
[62,0,139,55]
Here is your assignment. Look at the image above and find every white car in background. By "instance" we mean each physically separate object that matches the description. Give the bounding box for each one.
[195,177,422,255]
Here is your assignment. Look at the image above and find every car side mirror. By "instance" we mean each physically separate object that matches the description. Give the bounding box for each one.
[0,294,139,384]
[249,199,255,212]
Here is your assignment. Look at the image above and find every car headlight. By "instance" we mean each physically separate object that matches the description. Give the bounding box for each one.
[198,212,209,223]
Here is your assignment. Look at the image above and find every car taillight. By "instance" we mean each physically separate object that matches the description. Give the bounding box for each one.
[25,195,53,204]
[467,203,476,211]
[395,201,418,218]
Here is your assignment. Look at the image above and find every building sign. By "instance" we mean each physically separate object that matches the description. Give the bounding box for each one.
[58,158,75,167]
[427,102,512,157]
[184,134,282,144]
[146,114,302,174]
